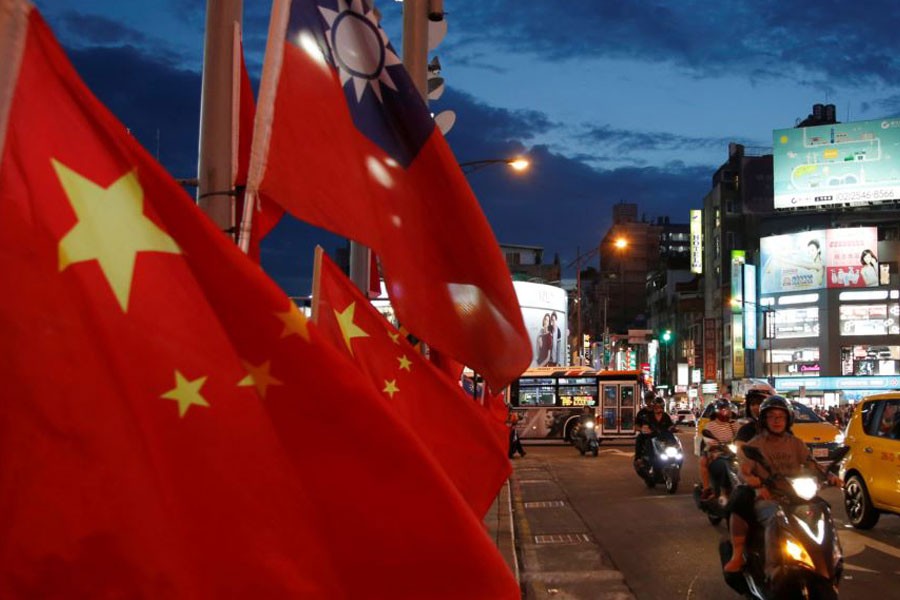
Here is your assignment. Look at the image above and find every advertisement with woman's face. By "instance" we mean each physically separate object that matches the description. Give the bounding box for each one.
[760,227,878,293]
[514,282,568,368]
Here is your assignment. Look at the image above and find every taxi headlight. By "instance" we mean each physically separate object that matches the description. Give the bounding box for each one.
[790,477,819,501]
[834,432,845,445]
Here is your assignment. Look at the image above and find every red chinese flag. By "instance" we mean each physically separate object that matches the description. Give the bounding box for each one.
[0,5,518,598]
[314,249,510,517]
[247,0,530,391]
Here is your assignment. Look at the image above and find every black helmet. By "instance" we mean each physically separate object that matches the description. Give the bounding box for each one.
[744,385,774,418]
[759,395,793,432]
[714,398,732,412]
[643,390,657,405]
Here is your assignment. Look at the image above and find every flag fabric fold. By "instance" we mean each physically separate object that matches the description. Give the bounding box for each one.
[0,4,518,598]
[313,248,511,517]
[246,0,530,391]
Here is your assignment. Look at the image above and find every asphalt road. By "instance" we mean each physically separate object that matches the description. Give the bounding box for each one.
[511,432,900,600]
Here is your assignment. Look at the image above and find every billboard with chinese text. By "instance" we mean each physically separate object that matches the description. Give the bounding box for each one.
[760,227,878,294]
[773,117,900,210]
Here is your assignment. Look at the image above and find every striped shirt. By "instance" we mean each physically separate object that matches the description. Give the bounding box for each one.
[703,419,738,446]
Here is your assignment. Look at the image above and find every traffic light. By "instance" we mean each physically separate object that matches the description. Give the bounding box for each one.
[661,330,672,343]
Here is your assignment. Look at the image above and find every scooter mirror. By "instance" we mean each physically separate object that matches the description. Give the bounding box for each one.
[827,446,850,470]
[701,429,717,439]
[741,445,765,464]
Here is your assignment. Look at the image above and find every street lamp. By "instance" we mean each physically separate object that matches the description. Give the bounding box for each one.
[614,237,628,335]
[459,157,530,175]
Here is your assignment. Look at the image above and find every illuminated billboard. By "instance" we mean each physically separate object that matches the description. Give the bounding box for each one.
[759,227,879,294]
[690,209,703,273]
[773,117,900,210]
[513,282,569,368]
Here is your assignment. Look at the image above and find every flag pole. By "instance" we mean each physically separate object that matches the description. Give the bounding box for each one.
[197,0,242,237]
[0,0,29,153]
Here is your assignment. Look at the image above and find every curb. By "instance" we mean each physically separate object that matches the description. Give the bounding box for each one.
[507,458,636,599]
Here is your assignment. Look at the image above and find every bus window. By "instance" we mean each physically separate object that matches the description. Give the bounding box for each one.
[559,383,597,407]
[516,380,556,407]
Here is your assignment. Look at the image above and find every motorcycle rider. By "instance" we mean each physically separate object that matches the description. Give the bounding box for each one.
[636,398,674,464]
[699,398,738,500]
[574,405,597,446]
[734,385,773,446]
[633,391,658,463]
[723,396,842,573]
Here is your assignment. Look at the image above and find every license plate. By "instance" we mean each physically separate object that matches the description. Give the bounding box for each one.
[813,448,830,458]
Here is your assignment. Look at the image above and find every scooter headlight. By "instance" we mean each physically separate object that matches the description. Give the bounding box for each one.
[783,536,815,570]
[584,421,595,429]
[664,446,681,460]
[790,477,819,501]
[727,444,738,454]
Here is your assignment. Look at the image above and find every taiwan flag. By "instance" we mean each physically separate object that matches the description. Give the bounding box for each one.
[246,0,530,391]
[0,3,519,597]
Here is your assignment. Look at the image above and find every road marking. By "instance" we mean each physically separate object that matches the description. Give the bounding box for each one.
[524,500,566,508]
[534,533,592,544]
[599,449,634,457]
[838,527,900,573]
[632,494,693,500]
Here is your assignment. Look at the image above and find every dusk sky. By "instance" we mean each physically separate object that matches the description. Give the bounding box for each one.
[38,0,900,296]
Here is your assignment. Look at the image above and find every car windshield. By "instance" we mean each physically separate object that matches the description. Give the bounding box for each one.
[790,401,824,424]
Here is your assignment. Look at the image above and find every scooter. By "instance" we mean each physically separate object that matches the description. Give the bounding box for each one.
[693,429,741,526]
[720,445,850,600]
[634,427,683,493]
[572,418,600,457]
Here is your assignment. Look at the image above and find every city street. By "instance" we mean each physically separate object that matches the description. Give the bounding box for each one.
[510,433,900,600]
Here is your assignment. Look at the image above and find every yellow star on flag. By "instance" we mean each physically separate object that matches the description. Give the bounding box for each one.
[238,360,283,398]
[383,379,399,398]
[275,301,310,340]
[334,302,369,354]
[52,160,181,312]
[161,370,210,418]
[388,331,400,345]
[397,355,412,371]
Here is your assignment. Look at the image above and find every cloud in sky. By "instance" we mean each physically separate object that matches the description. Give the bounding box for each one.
[34,0,900,295]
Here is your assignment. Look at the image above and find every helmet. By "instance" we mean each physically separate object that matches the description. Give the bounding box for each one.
[744,384,774,418]
[713,398,732,418]
[643,390,657,406]
[714,398,732,411]
[759,395,793,432]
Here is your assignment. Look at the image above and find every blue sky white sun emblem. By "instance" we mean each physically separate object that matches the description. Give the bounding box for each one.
[318,0,402,104]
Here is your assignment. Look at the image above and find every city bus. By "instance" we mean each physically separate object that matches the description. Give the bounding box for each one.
[508,367,647,442]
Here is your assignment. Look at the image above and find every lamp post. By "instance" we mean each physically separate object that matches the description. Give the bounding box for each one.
[614,237,628,335]
[760,304,776,385]
[459,157,530,175]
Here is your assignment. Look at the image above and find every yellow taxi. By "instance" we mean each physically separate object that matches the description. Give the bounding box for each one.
[693,398,843,459]
[840,393,900,529]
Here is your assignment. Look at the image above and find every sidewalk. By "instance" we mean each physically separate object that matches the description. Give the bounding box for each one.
[486,457,635,599]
